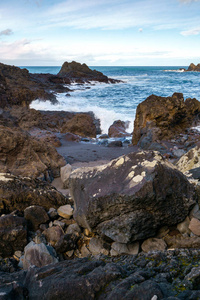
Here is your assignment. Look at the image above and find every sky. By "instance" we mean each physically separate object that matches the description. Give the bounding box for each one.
[0,0,200,66]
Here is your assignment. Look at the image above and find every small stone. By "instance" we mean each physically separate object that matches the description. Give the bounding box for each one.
[84,228,93,237]
[43,226,64,246]
[156,226,169,238]
[190,204,200,220]
[177,217,191,236]
[57,204,73,219]
[189,217,200,236]
[13,250,23,261]
[111,242,139,255]
[65,223,81,235]
[80,245,91,257]
[66,250,74,257]
[141,238,167,252]
[88,238,110,256]
[48,208,58,220]
[53,220,66,229]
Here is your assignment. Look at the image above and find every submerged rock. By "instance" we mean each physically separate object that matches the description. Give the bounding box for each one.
[69,151,196,243]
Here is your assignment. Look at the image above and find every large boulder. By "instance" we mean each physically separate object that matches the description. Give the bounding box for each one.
[0,124,65,178]
[69,151,196,243]
[0,173,68,214]
[0,214,27,257]
[132,93,200,147]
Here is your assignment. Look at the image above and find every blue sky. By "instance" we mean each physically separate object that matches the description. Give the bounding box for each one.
[0,0,200,66]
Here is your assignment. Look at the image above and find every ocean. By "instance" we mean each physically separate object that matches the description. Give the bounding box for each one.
[22,66,200,134]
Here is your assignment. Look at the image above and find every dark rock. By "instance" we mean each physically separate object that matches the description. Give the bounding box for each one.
[58,61,120,84]
[0,174,68,214]
[188,167,200,180]
[69,151,196,243]
[187,63,200,72]
[54,233,78,253]
[24,206,49,231]
[0,214,27,257]
[108,120,131,138]
[107,140,123,147]
[132,93,200,148]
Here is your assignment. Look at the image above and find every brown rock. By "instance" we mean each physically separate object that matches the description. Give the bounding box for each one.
[108,120,130,137]
[164,234,200,248]
[0,173,68,214]
[24,205,49,231]
[189,217,200,236]
[61,113,97,137]
[132,93,189,146]
[141,238,167,252]
[187,63,200,72]
[0,214,27,257]
[63,132,81,142]
[0,124,65,178]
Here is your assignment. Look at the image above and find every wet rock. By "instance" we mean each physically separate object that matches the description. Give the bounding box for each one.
[57,204,73,219]
[23,241,58,269]
[141,238,167,253]
[108,120,130,137]
[0,214,27,257]
[0,174,68,214]
[69,151,196,243]
[24,206,49,231]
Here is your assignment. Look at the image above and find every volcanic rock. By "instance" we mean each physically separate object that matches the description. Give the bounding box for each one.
[0,173,68,214]
[108,120,130,137]
[0,214,27,257]
[69,151,196,243]
[0,123,65,178]
[61,113,97,138]
[24,206,49,231]
[58,61,120,83]
[187,63,200,72]
[132,93,200,148]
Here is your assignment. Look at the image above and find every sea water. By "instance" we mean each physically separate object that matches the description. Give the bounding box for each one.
[23,66,200,134]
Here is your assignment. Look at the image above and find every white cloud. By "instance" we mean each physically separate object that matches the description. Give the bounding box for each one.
[181,27,200,35]
[179,0,199,3]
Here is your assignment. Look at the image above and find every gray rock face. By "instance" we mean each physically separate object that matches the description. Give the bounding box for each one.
[69,151,196,243]
[0,214,27,257]
[23,241,58,269]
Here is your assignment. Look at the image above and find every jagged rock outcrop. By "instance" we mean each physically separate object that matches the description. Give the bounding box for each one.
[58,61,120,83]
[187,63,200,72]
[0,173,68,214]
[69,151,196,243]
[132,93,200,148]
[108,120,131,137]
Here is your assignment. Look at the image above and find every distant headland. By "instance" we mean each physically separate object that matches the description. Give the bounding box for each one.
[180,63,200,72]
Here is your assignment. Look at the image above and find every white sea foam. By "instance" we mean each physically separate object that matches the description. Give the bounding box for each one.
[30,96,134,134]
[163,69,185,73]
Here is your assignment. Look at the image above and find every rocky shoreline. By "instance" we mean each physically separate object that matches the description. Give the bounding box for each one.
[1,61,200,299]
